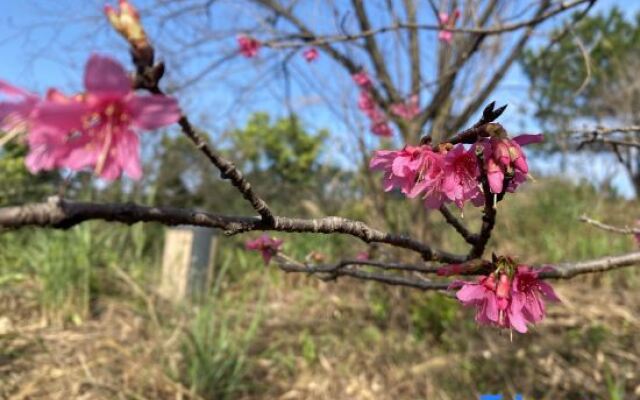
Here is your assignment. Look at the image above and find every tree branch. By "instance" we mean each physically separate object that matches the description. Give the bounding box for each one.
[580,215,640,235]
[0,197,465,263]
[252,0,391,125]
[539,251,640,279]
[439,205,478,245]
[174,114,275,224]
[276,255,449,291]
[403,0,421,96]
[261,0,592,48]
[351,0,400,103]
[449,0,552,132]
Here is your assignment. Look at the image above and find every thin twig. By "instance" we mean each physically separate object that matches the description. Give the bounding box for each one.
[539,251,640,279]
[439,205,478,245]
[276,256,449,291]
[580,215,640,235]
[260,0,591,48]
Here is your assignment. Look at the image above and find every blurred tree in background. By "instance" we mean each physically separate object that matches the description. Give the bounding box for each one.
[522,8,640,191]
[154,113,354,217]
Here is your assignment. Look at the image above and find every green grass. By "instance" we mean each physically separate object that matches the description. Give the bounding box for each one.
[176,254,266,400]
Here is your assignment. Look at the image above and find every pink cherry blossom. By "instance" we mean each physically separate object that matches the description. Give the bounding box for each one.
[438,9,460,43]
[371,143,483,209]
[357,91,377,117]
[237,34,261,58]
[370,121,393,137]
[370,145,431,195]
[26,54,181,180]
[25,90,82,172]
[411,148,448,207]
[303,47,319,62]
[454,272,528,332]
[356,85,393,137]
[0,81,39,134]
[390,95,419,120]
[355,251,369,261]
[511,266,560,325]
[453,265,558,333]
[441,144,481,208]
[245,234,283,265]
[352,71,372,88]
[478,134,543,194]
[454,274,501,326]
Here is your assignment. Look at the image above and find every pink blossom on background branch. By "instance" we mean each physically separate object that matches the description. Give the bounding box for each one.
[303,47,318,62]
[352,70,372,88]
[246,234,284,265]
[237,34,261,58]
[438,9,460,43]
[390,95,419,120]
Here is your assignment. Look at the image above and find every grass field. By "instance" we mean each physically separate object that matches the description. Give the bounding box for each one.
[1,178,639,399]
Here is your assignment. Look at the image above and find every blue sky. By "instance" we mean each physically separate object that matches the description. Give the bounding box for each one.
[1,0,638,195]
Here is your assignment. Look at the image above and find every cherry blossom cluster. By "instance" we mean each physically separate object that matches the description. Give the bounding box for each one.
[450,258,559,333]
[390,95,420,121]
[438,9,461,43]
[245,234,284,265]
[353,71,393,137]
[0,55,180,180]
[369,129,543,209]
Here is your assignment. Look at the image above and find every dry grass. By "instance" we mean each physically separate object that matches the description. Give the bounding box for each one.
[1,268,639,399]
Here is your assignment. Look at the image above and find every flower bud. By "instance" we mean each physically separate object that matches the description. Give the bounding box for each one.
[104,0,148,49]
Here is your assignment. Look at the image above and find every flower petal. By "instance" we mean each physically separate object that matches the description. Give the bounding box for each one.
[127,94,181,131]
[84,54,131,95]
[35,101,86,132]
[117,129,143,180]
[513,134,544,146]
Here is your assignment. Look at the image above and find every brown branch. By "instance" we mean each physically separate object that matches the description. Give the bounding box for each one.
[438,205,478,245]
[449,0,551,132]
[261,0,592,48]
[584,138,640,149]
[277,250,640,291]
[569,126,640,136]
[127,26,275,225]
[415,0,499,137]
[539,251,640,279]
[403,0,421,96]
[252,0,391,122]
[580,215,640,235]
[0,197,465,263]
[351,0,400,103]
[276,256,449,291]
[173,114,275,223]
